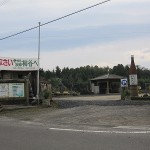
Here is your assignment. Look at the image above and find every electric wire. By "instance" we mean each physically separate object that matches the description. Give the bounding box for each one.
[0,0,111,41]
[0,0,11,7]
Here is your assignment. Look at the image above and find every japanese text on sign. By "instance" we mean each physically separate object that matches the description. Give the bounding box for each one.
[129,74,138,85]
[0,57,39,70]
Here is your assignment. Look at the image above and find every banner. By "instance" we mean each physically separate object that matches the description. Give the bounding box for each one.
[0,57,39,71]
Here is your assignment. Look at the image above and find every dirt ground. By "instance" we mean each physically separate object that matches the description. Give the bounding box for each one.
[53,94,121,101]
[0,95,150,129]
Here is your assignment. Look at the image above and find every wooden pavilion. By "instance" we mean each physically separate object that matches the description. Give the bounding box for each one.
[90,74,124,94]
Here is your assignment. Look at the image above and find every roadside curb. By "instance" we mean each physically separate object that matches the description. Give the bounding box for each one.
[54,99,150,108]
[1,105,36,111]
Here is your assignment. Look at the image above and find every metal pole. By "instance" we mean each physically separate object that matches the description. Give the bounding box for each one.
[37,22,40,104]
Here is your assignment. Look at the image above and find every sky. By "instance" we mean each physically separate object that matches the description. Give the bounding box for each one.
[0,0,150,70]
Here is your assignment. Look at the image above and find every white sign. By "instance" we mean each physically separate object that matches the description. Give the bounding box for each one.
[0,57,39,71]
[121,79,128,87]
[9,83,24,97]
[129,74,138,85]
[0,83,24,98]
[0,83,9,97]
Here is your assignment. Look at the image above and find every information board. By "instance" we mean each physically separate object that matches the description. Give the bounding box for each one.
[129,74,138,85]
[0,83,24,98]
[0,83,9,97]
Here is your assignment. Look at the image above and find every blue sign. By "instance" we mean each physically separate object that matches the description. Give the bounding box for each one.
[121,79,128,87]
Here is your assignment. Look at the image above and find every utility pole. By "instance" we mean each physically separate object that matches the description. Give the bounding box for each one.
[36,22,41,104]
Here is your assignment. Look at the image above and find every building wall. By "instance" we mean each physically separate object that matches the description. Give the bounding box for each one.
[91,79,121,94]
[0,70,37,97]
[0,79,29,105]
[91,83,99,94]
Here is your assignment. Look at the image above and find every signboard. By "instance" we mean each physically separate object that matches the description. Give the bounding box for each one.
[0,83,24,98]
[129,74,138,85]
[121,79,128,87]
[0,57,39,71]
[9,83,24,97]
[0,83,9,97]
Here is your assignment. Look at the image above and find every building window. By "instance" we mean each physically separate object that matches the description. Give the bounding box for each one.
[18,74,23,79]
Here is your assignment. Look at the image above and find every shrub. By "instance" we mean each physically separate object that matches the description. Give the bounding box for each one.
[121,89,130,100]
[43,89,51,99]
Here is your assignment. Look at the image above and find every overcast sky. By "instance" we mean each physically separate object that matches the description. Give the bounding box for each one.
[0,0,150,70]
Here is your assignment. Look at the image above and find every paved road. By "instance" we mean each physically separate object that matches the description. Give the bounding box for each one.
[0,119,150,150]
[1,95,150,150]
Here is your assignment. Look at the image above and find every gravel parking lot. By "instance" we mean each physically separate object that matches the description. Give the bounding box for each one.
[0,95,150,129]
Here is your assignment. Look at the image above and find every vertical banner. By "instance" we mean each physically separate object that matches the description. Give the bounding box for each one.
[129,74,138,85]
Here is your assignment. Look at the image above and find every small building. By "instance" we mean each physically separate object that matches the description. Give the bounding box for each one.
[90,74,124,94]
[0,70,37,96]
[0,57,52,105]
[0,57,38,104]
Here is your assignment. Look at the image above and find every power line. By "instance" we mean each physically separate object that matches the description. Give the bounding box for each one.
[0,0,111,41]
[0,0,11,7]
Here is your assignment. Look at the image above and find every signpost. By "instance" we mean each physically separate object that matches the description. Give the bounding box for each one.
[121,78,129,100]
[121,79,128,87]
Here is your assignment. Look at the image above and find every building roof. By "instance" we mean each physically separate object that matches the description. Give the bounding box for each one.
[90,74,124,81]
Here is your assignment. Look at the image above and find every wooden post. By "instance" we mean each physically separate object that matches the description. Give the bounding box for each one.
[106,80,109,94]
[25,79,29,105]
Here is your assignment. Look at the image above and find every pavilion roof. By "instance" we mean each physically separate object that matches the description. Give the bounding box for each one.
[90,74,124,81]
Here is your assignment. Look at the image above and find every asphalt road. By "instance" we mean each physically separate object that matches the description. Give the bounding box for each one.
[0,120,150,150]
[1,95,150,150]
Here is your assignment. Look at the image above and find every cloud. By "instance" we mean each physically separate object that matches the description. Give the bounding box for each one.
[1,22,150,54]
[1,0,150,71]
[143,49,150,53]
[38,36,150,70]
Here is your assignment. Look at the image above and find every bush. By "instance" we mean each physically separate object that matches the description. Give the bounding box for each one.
[43,89,51,99]
[143,94,149,97]
[121,89,130,100]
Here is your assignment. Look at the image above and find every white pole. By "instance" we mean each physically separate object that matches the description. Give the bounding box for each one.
[37,22,41,104]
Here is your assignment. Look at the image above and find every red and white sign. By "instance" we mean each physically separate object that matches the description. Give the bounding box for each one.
[0,57,39,71]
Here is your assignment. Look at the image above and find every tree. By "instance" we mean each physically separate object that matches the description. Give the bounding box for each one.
[40,64,150,94]
[55,66,61,78]
[112,64,127,77]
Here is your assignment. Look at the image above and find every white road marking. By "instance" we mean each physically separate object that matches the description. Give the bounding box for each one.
[21,121,44,126]
[114,126,150,130]
[49,127,150,134]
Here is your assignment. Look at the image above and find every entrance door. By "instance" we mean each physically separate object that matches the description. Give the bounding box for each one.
[99,82,107,94]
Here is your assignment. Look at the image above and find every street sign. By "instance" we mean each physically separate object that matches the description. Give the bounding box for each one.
[121,79,128,87]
